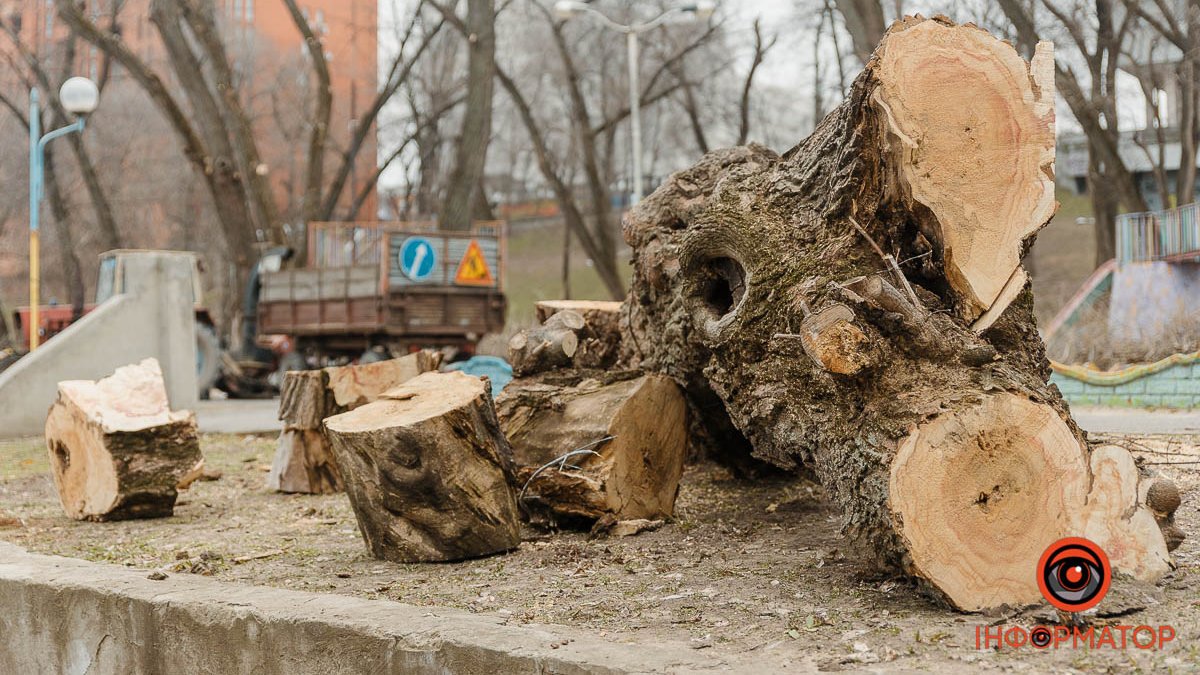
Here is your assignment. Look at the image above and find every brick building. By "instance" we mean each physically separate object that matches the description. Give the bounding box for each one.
[0,0,378,307]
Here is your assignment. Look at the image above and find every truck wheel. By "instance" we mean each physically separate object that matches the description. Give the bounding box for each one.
[196,323,222,399]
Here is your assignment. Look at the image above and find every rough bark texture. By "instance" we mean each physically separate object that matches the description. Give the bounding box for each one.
[622,17,1179,611]
[44,359,201,521]
[496,371,688,527]
[324,371,521,562]
[268,352,442,494]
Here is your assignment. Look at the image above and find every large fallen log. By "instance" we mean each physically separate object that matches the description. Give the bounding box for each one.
[496,371,687,526]
[44,358,201,521]
[267,352,441,494]
[324,371,521,562]
[622,16,1178,611]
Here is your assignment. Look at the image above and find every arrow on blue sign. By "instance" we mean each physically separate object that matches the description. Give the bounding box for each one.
[399,236,437,281]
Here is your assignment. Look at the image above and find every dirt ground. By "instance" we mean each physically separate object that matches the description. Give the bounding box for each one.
[1,431,1198,672]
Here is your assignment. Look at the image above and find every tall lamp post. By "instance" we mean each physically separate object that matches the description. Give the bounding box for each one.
[28,77,100,352]
[554,0,715,206]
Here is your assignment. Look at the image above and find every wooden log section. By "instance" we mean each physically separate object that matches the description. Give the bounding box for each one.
[622,16,1179,610]
[507,310,583,376]
[536,300,624,369]
[324,371,522,562]
[497,372,688,526]
[267,352,441,494]
[44,358,201,521]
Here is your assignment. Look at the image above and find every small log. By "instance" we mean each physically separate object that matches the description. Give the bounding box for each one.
[507,310,582,376]
[267,352,441,494]
[497,372,688,526]
[788,303,871,375]
[324,371,521,562]
[44,358,201,521]
[536,301,623,369]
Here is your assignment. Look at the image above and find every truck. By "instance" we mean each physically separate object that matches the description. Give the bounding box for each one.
[254,220,507,362]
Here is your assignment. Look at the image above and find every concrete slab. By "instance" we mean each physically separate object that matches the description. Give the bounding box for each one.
[0,252,199,439]
[194,398,282,434]
[0,542,768,674]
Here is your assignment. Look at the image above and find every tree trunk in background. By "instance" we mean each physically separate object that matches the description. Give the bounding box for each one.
[440,0,495,231]
[622,18,1177,611]
[833,0,886,63]
[42,147,86,320]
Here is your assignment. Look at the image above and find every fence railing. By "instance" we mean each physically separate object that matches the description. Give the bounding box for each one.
[1116,202,1200,265]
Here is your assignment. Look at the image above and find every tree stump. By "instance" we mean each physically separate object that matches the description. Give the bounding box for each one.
[324,371,522,562]
[622,16,1178,610]
[44,358,201,521]
[496,371,688,526]
[267,352,442,494]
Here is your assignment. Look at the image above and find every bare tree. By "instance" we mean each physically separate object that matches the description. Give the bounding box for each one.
[440,0,496,230]
[833,0,886,62]
[995,0,1149,265]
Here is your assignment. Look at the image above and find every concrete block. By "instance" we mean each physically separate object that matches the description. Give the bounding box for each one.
[1052,375,1085,395]
[0,251,198,439]
[0,542,752,673]
[1158,395,1199,410]
[1143,378,1178,395]
[1098,394,1136,407]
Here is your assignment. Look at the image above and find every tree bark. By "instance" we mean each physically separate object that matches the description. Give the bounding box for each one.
[44,359,201,521]
[268,352,442,494]
[496,371,688,527]
[324,371,521,562]
[623,17,1177,611]
[440,0,495,231]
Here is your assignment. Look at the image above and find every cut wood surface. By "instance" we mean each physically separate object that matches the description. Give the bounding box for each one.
[621,16,1177,610]
[44,358,201,521]
[324,371,521,562]
[268,351,441,494]
[325,351,442,409]
[497,372,688,525]
[872,25,1055,322]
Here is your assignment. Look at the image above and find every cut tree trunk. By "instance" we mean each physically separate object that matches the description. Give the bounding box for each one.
[622,16,1178,611]
[267,352,442,494]
[324,371,521,562]
[496,371,688,526]
[535,300,624,369]
[44,358,201,521]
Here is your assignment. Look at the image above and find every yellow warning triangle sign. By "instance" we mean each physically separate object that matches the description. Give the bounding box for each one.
[454,240,495,286]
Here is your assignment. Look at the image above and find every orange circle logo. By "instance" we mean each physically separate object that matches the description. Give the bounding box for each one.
[1037,537,1111,612]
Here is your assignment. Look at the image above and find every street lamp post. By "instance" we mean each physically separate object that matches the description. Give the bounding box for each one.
[28,77,100,352]
[555,1,715,206]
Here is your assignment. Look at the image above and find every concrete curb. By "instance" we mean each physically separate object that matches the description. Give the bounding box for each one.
[0,543,755,674]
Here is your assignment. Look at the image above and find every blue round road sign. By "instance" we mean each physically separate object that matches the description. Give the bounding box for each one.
[399,236,437,281]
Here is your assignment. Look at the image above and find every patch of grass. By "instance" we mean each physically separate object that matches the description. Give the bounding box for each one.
[0,437,48,480]
[504,219,628,325]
